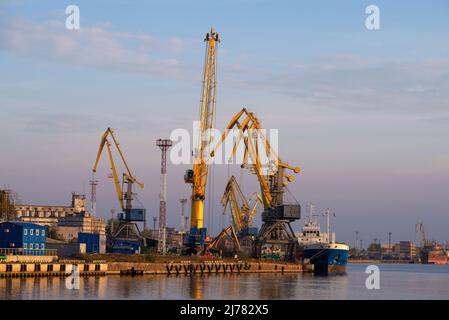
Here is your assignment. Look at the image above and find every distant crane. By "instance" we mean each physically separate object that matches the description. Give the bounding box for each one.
[92,127,146,251]
[415,221,428,247]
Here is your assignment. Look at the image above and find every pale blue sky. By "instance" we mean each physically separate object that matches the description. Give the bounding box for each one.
[1,1,449,246]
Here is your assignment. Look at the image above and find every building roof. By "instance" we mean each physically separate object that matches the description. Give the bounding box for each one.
[0,221,46,229]
[15,205,74,209]
[46,237,66,244]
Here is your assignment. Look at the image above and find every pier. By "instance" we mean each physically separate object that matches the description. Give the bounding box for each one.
[0,260,311,277]
[0,261,107,278]
[108,260,310,275]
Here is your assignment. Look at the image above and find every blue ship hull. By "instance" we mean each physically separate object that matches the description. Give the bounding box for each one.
[304,244,349,275]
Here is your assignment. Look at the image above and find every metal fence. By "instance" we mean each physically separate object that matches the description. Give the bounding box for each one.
[0,248,57,256]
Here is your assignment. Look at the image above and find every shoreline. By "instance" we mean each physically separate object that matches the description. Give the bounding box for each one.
[349,259,414,264]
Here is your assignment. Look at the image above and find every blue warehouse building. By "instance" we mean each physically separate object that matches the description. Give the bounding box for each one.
[0,221,47,255]
[78,232,100,253]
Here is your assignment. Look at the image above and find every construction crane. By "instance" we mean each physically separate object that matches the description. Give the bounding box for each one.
[203,225,240,257]
[210,108,301,261]
[184,28,219,251]
[221,175,262,235]
[415,221,428,248]
[92,127,146,252]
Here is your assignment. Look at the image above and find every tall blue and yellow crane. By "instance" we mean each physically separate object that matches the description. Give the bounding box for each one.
[184,28,219,250]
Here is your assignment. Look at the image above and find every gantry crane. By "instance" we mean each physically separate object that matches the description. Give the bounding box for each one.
[211,108,301,261]
[184,28,219,251]
[221,175,262,236]
[92,127,146,251]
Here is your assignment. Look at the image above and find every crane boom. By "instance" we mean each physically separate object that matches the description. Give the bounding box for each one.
[92,127,144,212]
[210,108,300,210]
[416,221,428,247]
[221,175,262,233]
[203,225,240,256]
[185,28,220,232]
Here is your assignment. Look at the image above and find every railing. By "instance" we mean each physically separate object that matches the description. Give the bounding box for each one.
[0,248,57,256]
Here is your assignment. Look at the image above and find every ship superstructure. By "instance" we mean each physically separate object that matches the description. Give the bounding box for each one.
[302,204,349,275]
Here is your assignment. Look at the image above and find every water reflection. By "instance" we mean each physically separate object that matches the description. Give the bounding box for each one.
[189,274,202,299]
[0,273,354,300]
[1,264,449,300]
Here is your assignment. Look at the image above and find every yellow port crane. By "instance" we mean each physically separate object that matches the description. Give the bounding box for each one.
[184,28,219,248]
[221,175,263,234]
[203,225,240,257]
[92,128,146,248]
[210,108,301,260]
[92,127,144,213]
[211,108,300,210]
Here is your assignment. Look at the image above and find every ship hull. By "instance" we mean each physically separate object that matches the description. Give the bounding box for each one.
[420,245,448,265]
[304,243,349,276]
[420,252,448,265]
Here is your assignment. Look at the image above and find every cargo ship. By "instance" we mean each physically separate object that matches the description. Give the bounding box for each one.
[304,242,349,275]
[415,222,448,264]
[299,205,349,275]
[420,243,448,265]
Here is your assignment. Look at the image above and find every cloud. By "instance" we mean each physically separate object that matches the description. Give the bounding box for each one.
[5,108,185,135]
[0,15,189,78]
[222,55,449,117]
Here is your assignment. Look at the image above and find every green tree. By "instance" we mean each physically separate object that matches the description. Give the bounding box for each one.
[0,189,18,221]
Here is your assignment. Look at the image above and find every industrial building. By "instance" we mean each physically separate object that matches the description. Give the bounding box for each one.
[395,241,417,260]
[14,193,106,254]
[14,193,87,226]
[57,213,106,250]
[78,232,102,253]
[0,221,47,255]
[46,237,86,257]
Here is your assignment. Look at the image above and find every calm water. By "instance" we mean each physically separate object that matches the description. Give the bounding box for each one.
[1,263,449,300]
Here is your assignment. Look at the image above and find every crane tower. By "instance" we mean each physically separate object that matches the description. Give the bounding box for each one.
[184,28,220,250]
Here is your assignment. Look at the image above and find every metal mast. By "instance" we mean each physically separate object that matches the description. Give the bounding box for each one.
[157,138,173,253]
[153,216,157,230]
[388,232,392,256]
[89,177,98,215]
[180,198,187,234]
